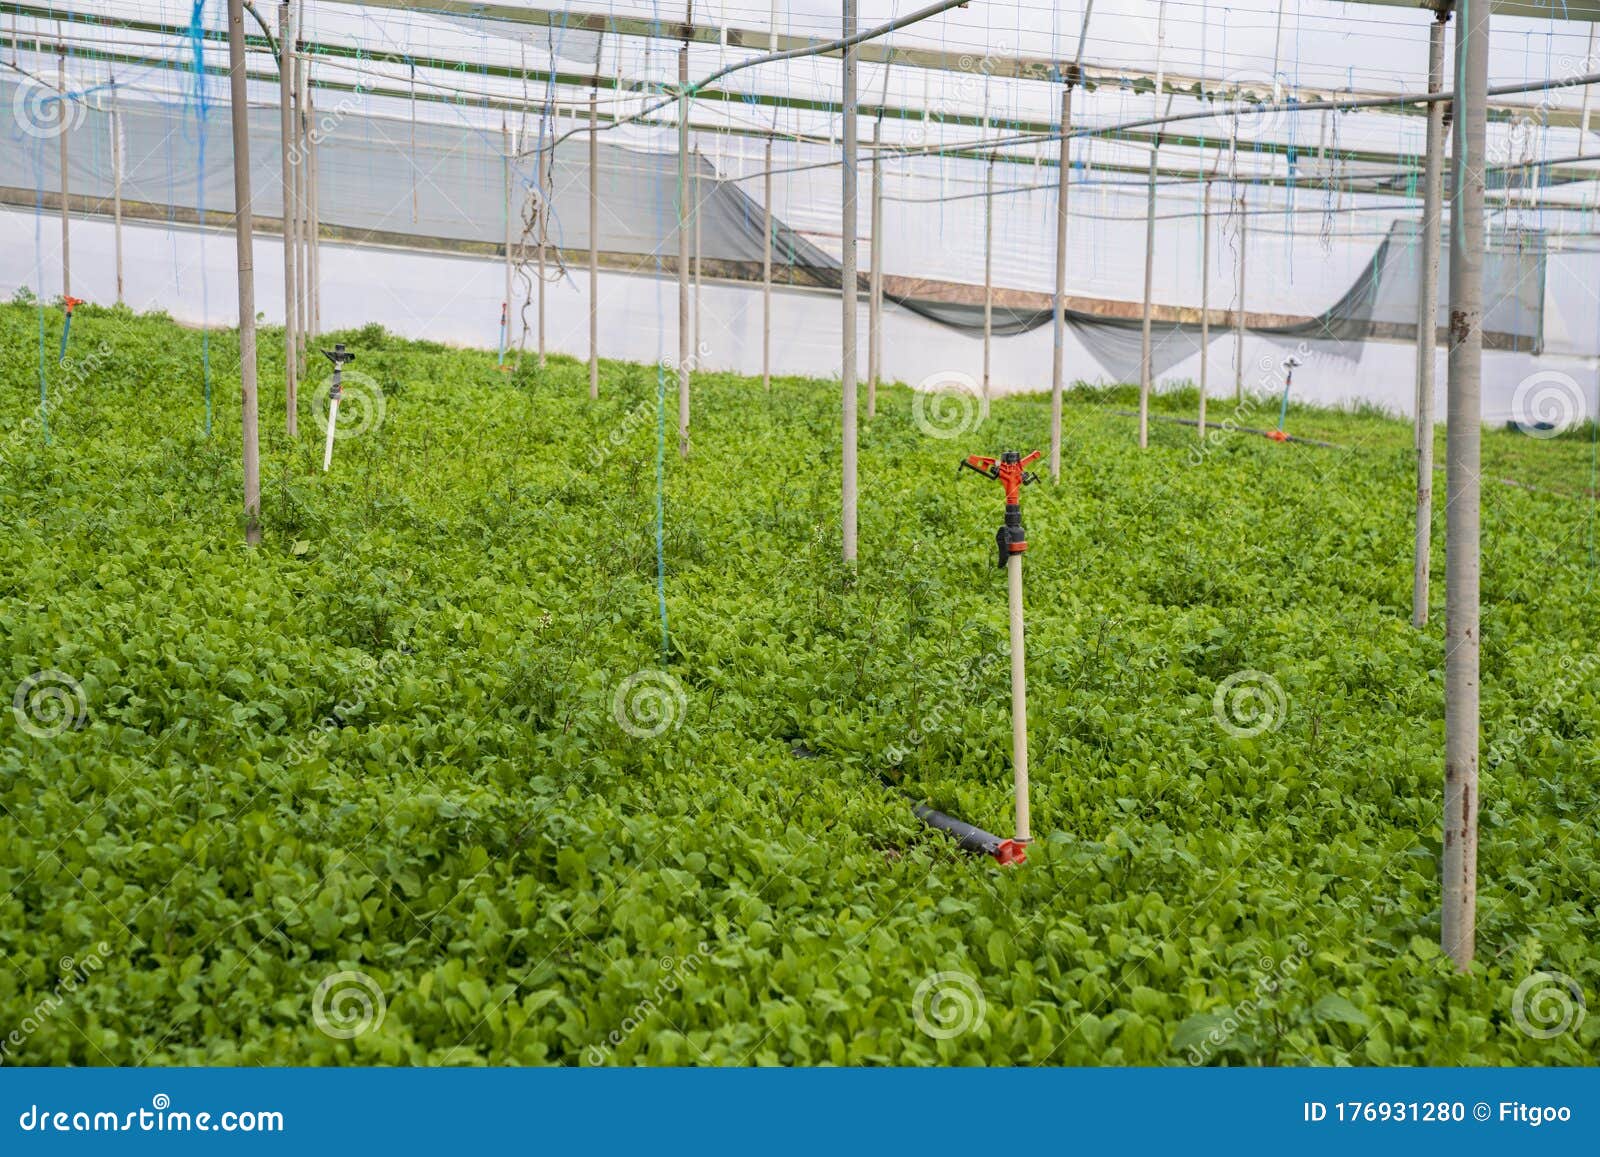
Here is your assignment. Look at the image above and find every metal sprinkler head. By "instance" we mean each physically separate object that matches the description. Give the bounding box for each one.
[321,343,355,398]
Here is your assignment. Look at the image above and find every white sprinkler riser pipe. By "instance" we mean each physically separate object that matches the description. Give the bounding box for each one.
[1008,550,1030,844]
[323,396,339,471]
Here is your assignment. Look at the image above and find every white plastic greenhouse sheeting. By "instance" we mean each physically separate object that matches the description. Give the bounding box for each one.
[3,207,1596,427]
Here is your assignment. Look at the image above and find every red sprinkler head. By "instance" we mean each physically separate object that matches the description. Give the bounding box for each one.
[960,449,1042,568]
[62,296,85,315]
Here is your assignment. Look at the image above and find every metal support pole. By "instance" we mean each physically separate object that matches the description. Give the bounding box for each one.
[693,166,703,357]
[867,121,883,418]
[1049,83,1070,483]
[226,0,260,547]
[538,135,549,367]
[1008,552,1030,843]
[1442,0,1486,973]
[294,51,308,372]
[502,117,514,365]
[677,37,691,458]
[1582,25,1596,140]
[1137,140,1158,449]
[841,0,859,564]
[279,2,296,435]
[1414,7,1449,629]
[1199,180,1210,439]
[589,91,599,399]
[1234,190,1247,403]
[111,79,124,306]
[762,136,773,392]
[1414,9,1452,630]
[308,84,321,340]
[57,45,70,300]
[982,156,994,420]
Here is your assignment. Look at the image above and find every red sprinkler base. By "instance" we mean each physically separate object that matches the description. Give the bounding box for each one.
[914,804,1027,866]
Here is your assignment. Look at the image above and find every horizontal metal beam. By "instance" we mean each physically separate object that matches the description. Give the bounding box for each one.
[1338,0,1600,20]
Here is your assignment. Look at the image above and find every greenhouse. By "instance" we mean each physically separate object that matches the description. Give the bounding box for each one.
[0,0,1596,1095]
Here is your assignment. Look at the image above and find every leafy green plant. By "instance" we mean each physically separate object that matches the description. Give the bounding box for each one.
[0,302,1596,1066]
